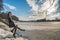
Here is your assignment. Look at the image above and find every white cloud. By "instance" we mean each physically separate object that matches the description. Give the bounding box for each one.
[26,0,59,20]
[26,0,38,11]
[46,13,60,20]
[19,17,30,21]
[3,3,16,10]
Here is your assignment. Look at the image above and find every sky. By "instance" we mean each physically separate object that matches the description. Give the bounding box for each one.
[26,0,60,20]
[3,0,31,21]
[3,0,60,21]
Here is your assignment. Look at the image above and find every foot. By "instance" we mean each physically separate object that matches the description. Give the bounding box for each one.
[11,30,13,33]
[11,29,14,33]
[21,29,25,31]
[13,35,16,38]
[13,34,16,38]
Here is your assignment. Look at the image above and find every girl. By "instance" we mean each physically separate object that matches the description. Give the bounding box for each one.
[7,12,25,38]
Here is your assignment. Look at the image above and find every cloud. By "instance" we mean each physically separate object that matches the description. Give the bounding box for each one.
[3,3,16,10]
[26,0,60,20]
[46,13,60,20]
[19,17,30,21]
[26,0,38,11]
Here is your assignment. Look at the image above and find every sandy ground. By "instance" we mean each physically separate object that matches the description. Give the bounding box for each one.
[25,29,60,40]
[15,22,60,40]
[16,22,60,26]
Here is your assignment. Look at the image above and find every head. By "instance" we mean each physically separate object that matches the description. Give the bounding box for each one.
[8,12,12,17]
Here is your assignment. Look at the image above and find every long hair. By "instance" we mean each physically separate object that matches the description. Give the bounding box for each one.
[7,12,12,17]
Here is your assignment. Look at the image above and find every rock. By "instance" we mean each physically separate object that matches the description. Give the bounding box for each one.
[0,28,13,38]
[3,37,28,40]
[0,22,10,31]
[0,28,29,40]
[0,22,29,40]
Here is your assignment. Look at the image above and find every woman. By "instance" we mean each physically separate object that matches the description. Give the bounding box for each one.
[7,12,25,38]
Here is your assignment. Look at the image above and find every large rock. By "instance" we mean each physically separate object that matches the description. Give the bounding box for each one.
[0,28,13,38]
[0,28,29,40]
[4,37,28,40]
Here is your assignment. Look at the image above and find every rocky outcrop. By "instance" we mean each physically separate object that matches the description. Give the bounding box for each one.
[0,28,28,40]
[0,22,29,40]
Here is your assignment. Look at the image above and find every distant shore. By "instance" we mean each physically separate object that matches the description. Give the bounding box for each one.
[19,20,60,22]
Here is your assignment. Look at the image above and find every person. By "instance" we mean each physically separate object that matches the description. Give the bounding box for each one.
[7,12,25,38]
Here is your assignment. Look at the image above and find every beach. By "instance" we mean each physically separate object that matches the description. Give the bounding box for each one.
[15,22,60,40]
[16,22,60,30]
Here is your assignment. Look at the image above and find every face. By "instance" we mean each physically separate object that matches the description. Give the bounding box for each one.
[9,13,12,17]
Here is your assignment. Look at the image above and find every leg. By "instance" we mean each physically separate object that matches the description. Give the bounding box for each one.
[16,25,25,31]
[13,26,17,38]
